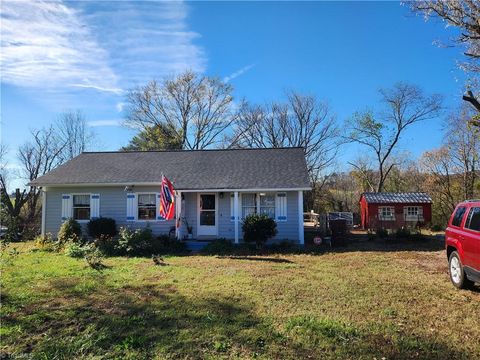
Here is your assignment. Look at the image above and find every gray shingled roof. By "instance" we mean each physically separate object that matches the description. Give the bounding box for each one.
[30,147,311,190]
[362,192,432,204]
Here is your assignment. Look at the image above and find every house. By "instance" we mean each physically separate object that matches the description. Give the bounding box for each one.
[30,147,311,244]
[359,192,432,230]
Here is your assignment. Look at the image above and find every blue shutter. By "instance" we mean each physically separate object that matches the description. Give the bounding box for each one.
[126,193,137,221]
[61,194,72,220]
[276,192,287,221]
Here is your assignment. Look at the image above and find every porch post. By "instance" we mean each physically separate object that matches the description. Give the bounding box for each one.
[41,188,46,236]
[234,191,239,244]
[298,190,304,245]
[175,191,182,240]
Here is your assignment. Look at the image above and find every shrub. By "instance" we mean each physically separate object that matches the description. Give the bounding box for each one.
[84,247,105,270]
[201,238,235,255]
[57,218,82,243]
[65,243,91,258]
[1,216,22,243]
[268,240,298,253]
[242,214,278,249]
[34,233,61,252]
[116,226,153,256]
[150,234,189,255]
[87,217,117,238]
[94,235,119,256]
[375,228,388,239]
[430,224,443,232]
[395,227,411,239]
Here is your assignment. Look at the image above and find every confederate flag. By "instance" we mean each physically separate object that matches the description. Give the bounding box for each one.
[159,175,175,220]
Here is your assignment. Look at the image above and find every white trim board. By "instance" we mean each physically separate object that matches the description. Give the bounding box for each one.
[38,183,311,191]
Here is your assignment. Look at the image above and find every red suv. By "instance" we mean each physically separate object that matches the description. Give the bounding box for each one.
[446,200,480,289]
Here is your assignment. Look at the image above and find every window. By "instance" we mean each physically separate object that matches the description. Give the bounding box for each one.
[259,193,275,218]
[138,194,156,220]
[73,195,90,220]
[242,193,256,219]
[379,207,394,221]
[406,207,419,216]
[466,207,480,231]
[240,193,276,219]
[452,206,467,227]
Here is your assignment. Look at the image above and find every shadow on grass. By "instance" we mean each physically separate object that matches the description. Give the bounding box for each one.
[217,256,294,263]
[302,233,445,254]
[1,276,475,359]
[1,280,308,359]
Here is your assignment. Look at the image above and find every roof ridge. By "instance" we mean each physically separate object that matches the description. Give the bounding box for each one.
[81,147,304,154]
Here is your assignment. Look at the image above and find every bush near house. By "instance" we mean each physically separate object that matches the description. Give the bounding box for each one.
[87,217,117,238]
[116,226,153,256]
[150,234,189,255]
[242,214,278,249]
[57,218,82,243]
[201,238,237,255]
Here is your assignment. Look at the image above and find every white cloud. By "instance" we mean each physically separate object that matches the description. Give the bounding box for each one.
[70,84,123,95]
[116,102,126,112]
[76,1,206,86]
[223,64,256,83]
[87,119,122,127]
[0,1,206,94]
[0,1,119,93]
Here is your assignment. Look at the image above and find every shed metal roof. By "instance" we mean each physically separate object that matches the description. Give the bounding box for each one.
[362,192,432,204]
[30,147,311,190]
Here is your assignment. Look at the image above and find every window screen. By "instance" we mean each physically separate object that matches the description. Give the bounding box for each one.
[452,206,467,227]
[138,194,156,220]
[259,193,275,219]
[466,207,480,231]
[73,194,90,220]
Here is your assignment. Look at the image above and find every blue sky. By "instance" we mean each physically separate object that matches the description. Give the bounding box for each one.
[1,1,467,189]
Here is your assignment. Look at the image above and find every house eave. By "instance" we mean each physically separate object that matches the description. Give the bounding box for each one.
[33,182,311,192]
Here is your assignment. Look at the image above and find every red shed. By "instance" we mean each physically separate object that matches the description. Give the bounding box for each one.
[360,192,432,230]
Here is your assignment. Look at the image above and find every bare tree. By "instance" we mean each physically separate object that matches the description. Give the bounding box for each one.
[420,147,459,224]
[346,82,443,192]
[56,110,94,160]
[125,71,235,150]
[0,145,29,240]
[410,1,480,117]
[229,92,339,182]
[444,106,480,199]
[17,127,66,235]
[227,92,339,211]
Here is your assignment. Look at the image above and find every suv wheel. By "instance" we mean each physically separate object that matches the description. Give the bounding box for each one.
[449,251,474,289]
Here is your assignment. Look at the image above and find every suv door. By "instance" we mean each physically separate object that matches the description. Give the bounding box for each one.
[463,206,480,270]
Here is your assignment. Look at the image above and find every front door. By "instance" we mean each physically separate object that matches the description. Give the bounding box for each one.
[198,193,217,237]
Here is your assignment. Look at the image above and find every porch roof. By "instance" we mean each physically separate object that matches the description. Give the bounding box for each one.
[30,147,311,190]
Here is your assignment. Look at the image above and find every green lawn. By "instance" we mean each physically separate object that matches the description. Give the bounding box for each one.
[1,240,479,359]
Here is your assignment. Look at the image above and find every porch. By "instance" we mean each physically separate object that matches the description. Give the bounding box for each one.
[174,190,304,244]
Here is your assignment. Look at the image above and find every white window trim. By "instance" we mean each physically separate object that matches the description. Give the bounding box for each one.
[379,206,395,221]
[234,192,278,220]
[71,193,91,223]
[404,206,424,221]
[135,192,163,222]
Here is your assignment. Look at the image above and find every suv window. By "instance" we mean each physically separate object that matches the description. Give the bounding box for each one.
[466,207,480,231]
[452,206,467,227]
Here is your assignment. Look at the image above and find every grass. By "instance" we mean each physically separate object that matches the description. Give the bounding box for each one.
[1,238,479,359]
